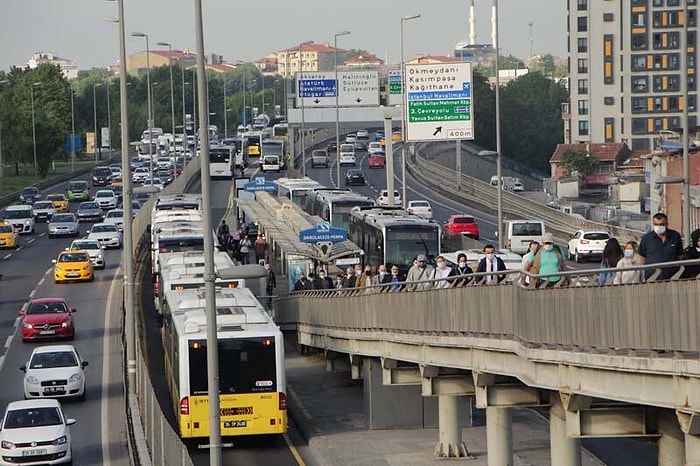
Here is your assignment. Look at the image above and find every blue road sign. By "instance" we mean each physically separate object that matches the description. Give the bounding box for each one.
[299,79,337,98]
[299,221,348,243]
[244,177,278,192]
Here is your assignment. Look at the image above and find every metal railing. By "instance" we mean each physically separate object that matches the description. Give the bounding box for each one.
[408,141,645,244]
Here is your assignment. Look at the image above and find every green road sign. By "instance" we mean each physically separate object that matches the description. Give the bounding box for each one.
[408,99,471,123]
[389,81,402,94]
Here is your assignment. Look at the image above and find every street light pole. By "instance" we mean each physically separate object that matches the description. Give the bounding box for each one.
[157,42,176,145]
[70,86,75,173]
[223,75,228,139]
[132,32,153,175]
[0,79,9,194]
[298,40,313,177]
[493,0,504,250]
[400,14,420,209]
[334,31,350,188]
[106,81,112,155]
[93,83,103,163]
[30,82,42,181]
[181,52,187,150]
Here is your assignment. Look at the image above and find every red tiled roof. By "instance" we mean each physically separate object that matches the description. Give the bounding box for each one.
[549,143,629,163]
[254,57,278,64]
[150,50,195,61]
[279,43,346,54]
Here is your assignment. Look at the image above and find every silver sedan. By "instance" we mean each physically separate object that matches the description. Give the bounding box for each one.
[48,213,80,238]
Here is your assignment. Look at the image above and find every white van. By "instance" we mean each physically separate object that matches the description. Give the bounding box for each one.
[4,204,35,234]
[505,220,545,255]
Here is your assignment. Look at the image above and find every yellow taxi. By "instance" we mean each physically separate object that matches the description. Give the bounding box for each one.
[46,193,70,213]
[0,221,19,249]
[53,250,94,283]
[380,131,403,147]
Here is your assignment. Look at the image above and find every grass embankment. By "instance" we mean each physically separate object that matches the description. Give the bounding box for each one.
[0,158,103,196]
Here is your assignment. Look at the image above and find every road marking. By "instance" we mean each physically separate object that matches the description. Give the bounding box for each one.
[45,267,52,275]
[38,232,45,237]
[28,289,35,299]
[2,254,10,259]
[27,238,35,244]
[14,317,21,328]
[0,355,5,373]
[37,278,45,287]
[4,335,12,349]
[101,265,120,465]
[288,386,312,420]
[283,433,306,466]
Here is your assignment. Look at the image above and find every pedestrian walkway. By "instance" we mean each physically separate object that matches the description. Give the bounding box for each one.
[285,350,604,466]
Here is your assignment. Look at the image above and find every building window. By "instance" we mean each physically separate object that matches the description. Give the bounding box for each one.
[631,118,648,134]
[667,0,680,5]
[668,96,679,111]
[632,97,647,113]
[690,75,697,92]
[654,97,663,111]
[632,33,647,51]
[603,13,614,22]
[578,79,589,94]
[578,58,588,73]
[632,55,648,71]
[632,76,649,92]
[604,96,615,105]
[578,100,589,115]
[577,0,587,10]
[578,120,589,136]
[631,0,648,5]
[631,138,651,151]
[668,53,679,69]
[578,16,588,32]
[690,9,697,27]
[652,0,663,6]
[690,95,697,111]
[578,37,588,53]
[632,12,646,27]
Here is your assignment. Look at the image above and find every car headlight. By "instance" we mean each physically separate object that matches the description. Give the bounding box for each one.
[22,322,33,329]
[55,265,64,273]
[26,375,40,385]
[24,220,31,225]
[83,265,92,271]
[112,236,120,241]
[52,435,67,446]
[61,319,72,328]
[68,372,82,383]
[2,440,15,449]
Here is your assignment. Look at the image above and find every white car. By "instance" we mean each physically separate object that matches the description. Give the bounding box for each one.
[4,205,35,234]
[70,239,105,269]
[32,201,57,223]
[103,209,125,231]
[94,190,117,210]
[338,153,356,166]
[568,230,610,263]
[0,399,75,464]
[345,133,357,143]
[20,345,88,401]
[376,189,402,207]
[132,167,150,183]
[406,200,433,219]
[87,223,123,249]
[368,141,383,154]
[356,129,369,139]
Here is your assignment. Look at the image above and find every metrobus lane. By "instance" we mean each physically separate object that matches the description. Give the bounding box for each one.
[0,246,129,465]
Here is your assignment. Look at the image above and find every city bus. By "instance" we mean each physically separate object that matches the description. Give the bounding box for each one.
[221,137,247,172]
[160,279,287,440]
[208,145,234,179]
[304,188,375,232]
[243,131,266,159]
[260,139,287,172]
[275,177,327,208]
[348,206,441,276]
[272,123,288,141]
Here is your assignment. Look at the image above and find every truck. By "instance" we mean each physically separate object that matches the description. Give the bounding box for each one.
[260,139,286,172]
[490,175,521,192]
[253,113,271,130]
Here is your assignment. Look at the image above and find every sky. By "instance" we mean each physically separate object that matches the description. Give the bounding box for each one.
[0,0,567,72]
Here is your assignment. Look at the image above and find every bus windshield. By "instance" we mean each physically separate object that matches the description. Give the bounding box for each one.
[209,149,231,164]
[331,201,375,232]
[261,142,284,156]
[188,338,277,395]
[385,227,440,268]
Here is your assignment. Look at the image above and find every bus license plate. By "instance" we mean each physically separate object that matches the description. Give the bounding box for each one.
[223,420,246,428]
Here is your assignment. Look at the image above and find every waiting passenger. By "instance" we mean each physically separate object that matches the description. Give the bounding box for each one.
[519,241,540,286]
[454,253,473,287]
[433,255,455,289]
[293,273,312,291]
[681,229,700,279]
[317,270,333,289]
[530,233,567,288]
[614,241,642,285]
[598,238,623,285]
[341,267,356,289]
[405,254,435,291]
[389,265,402,292]
[638,212,684,281]
[476,244,506,285]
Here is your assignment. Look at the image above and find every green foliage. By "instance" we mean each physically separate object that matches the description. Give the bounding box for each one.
[345,49,370,59]
[559,149,599,177]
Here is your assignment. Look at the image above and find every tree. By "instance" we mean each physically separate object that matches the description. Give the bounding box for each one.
[559,149,599,177]
[344,49,370,59]
[540,54,556,76]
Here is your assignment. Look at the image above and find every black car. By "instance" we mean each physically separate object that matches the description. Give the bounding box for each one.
[344,169,366,186]
[92,166,113,187]
[327,141,338,152]
[354,140,368,151]
[18,187,41,204]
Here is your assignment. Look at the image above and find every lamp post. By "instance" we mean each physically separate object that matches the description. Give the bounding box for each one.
[157,41,177,143]
[0,79,9,194]
[400,13,420,209]
[30,82,42,181]
[261,76,265,116]
[492,0,504,250]
[241,77,247,127]
[222,75,228,138]
[132,32,154,175]
[181,52,188,150]
[334,31,350,187]
[106,81,112,156]
[70,86,75,172]
[93,83,103,162]
[298,40,313,177]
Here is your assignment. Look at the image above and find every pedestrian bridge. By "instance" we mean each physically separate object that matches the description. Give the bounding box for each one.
[274,266,700,465]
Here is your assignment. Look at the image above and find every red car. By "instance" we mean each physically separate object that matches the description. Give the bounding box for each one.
[443,214,480,240]
[19,298,76,342]
[368,154,386,168]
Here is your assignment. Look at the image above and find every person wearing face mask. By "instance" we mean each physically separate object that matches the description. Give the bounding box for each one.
[680,229,700,279]
[405,254,435,291]
[638,212,684,281]
[476,244,507,285]
[454,253,474,287]
[389,265,403,292]
[316,269,333,289]
[597,238,623,286]
[433,255,455,289]
[519,241,540,286]
[353,264,364,288]
[335,273,345,290]
[529,233,567,288]
[359,265,373,293]
[342,267,356,289]
[293,273,312,291]
[371,264,391,291]
[614,241,642,284]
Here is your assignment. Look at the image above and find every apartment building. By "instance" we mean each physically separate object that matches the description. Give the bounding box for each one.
[276,43,346,78]
[568,0,698,151]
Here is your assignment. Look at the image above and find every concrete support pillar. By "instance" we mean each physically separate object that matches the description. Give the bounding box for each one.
[657,409,685,466]
[486,406,513,466]
[434,395,469,458]
[550,394,581,466]
[686,433,700,466]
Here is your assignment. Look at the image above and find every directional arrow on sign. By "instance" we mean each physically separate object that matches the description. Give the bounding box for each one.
[433,126,442,136]
[314,99,321,104]
[355,98,362,103]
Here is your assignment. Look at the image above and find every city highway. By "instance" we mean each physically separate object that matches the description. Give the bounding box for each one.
[0,175,129,465]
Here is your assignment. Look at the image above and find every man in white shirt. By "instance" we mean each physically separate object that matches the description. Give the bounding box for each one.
[476,244,507,284]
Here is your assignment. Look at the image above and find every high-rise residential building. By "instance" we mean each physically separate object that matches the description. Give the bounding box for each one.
[26,52,79,80]
[568,0,698,151]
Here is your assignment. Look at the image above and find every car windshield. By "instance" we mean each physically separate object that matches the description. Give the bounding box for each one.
[411,201,429,207]
[0,225,13,233]
[96,192,114,198]
[512,223,543,235]
[4,407,62,428]
[348,170,362,175]
[47,194,65,201]
[583,233,610,240]
[27,301,69,314]
[94,168,111,176]
[72,241,99,250]
[30,351,78,369]
[4,209,30,219]
[79,203,99,210]
[453,217,474,224]
[106,211,123,218]
[92,225,117,233]
[69,183,87,191]
[33,202,54,210]
[21,188,39,195]
[51,214,75,223]
[59,252,89,262]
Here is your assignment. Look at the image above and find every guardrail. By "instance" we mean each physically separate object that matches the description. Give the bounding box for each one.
[408,142,645,244]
